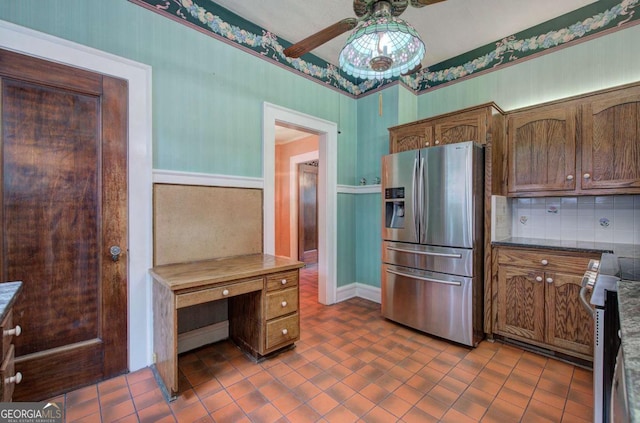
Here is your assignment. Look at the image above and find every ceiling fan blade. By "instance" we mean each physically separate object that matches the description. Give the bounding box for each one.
[283,18,358,58]
[410,0,446,7]
[401,63,422,77]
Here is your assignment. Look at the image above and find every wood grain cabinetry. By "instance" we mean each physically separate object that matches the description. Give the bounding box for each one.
[388,103,503,153]
[507,103,578,193]
[0,282,23,402]
[507,82,640,196]
[150,254,303,399]
[493,247,597,361]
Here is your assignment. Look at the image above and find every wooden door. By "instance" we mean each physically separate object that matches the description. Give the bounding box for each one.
[0,49,128,401]
[496,266,545,343]
[434,108,487,146]
[389,122,434,153]
[581,85,640,191]
[507,105,577,193]
[298,163,318,264]
[545,271,594,357]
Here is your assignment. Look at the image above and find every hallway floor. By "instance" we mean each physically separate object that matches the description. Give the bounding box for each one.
[52,265,594,422]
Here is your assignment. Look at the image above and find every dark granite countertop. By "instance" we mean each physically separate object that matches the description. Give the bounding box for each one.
[617,280,640,423]
[0,281,22,322]
[492,237,618,254]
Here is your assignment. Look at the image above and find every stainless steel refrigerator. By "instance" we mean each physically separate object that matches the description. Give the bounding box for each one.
[381,141,484,347]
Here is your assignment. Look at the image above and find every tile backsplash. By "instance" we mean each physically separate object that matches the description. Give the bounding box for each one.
[497,195,640,244]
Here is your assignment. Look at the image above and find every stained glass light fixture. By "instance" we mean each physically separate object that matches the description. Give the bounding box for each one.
[339,1,425,80]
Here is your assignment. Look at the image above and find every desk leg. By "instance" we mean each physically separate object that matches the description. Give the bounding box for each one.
[153,280,178,398]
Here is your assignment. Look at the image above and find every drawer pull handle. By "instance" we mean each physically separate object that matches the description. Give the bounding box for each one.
[536,276,543,282]
[566,175,574,181]
[281,301,287,307]
[541,259,548,266]
[546,277,554,284]
[4,325,21,337]
[583,173,591,179]
[222,289,229,296]
[281,329,288,335]
[281,279,287,285]
[5,372,22,385]
[434,140,440,145]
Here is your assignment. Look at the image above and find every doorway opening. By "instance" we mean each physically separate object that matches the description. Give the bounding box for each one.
[263,103,338,305]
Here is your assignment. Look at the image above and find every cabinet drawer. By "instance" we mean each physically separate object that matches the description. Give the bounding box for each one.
[0,344,15,402]
[265,313,299,350]
[265,287,298,320]
[177,278,263,308]
[0,310,15,361]
[497,248,596,274]
[266,271,298,291]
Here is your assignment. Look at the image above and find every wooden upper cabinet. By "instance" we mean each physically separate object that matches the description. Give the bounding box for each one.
[507,104,578,194]
[389,103,503,153]
[434,108,488,146]
[581,85,640,191]
[389,122,433,153]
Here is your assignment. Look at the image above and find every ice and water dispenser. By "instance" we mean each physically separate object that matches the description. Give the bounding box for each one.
[384,187,405,229]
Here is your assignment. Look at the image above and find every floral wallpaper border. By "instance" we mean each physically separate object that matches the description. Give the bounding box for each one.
[130,0,640,97]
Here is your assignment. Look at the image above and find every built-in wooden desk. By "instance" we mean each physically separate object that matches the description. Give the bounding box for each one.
[150,254,304,398]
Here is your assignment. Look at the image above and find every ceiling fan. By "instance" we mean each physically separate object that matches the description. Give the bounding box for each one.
[283,0,447,78]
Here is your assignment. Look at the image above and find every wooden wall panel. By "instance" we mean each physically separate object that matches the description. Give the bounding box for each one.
[154,184,263,266]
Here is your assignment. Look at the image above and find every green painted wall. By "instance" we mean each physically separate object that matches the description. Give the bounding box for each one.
[416,24,640,118]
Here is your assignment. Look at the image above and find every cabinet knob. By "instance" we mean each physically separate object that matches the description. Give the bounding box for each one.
[583,173,591,179]
[435,140,440,145]
[3,325,21,337]
[566,175,574,181]
[5,372,22,385]
[281,279,287,285]
[281,301,288,307]
[536,276,543,282]
[541,259,548,266]
[222,289,229,296]
[425,142,430,146]
[546,277,554,284]
[281,329,288,335]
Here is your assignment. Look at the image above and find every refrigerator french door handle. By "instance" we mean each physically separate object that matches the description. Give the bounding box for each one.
[386,246,462,259]
[386,268,462,287]
[418,157,425,241]
[412,156,419,237]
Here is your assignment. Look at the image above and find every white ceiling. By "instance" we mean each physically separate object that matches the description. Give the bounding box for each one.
[213,0,596,68]
[275,125,315,145]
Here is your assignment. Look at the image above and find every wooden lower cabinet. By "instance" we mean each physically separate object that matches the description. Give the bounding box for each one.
[494,246,596,361]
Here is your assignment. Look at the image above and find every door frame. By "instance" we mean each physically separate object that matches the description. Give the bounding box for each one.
[263,103,338,305]
[0,20,153,371]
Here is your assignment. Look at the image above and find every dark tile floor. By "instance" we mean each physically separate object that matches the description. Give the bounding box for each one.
[51,264,594,422]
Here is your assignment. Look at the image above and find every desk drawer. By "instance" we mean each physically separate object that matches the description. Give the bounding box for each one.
[266,271,298,291]
[265,287,298,320]
[1,344,15,402]
[265,313,299,350]
[177,278,264,308]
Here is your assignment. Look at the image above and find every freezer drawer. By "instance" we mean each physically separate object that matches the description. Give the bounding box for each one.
[381,264,480,347]
[382,241,474,277]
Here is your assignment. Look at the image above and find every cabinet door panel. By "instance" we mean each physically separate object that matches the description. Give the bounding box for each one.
[434,110,486,146]
[497,266,545,342]
[582,88,640,190]
[508,107,576,193]
[389,124,433,153]
[545,271,593,356]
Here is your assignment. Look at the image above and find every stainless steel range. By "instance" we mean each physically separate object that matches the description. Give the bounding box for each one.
[381,141,484,347]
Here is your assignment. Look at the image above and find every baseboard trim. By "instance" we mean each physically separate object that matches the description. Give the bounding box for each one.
[336,283,381,304]
[177,320,229,354]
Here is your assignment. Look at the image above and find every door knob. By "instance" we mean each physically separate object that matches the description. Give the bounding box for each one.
[110,246,122,262]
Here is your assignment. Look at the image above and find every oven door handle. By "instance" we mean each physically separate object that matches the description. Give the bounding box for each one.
[579,283,595,318]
